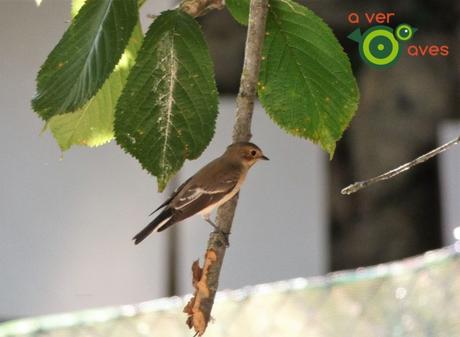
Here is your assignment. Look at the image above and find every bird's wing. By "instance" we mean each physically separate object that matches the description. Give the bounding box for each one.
[170,168,241,220]
[148,177,192,216]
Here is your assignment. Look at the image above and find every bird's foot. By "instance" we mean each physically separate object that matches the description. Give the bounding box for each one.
[205,218,230,247]
[212,229,231,247]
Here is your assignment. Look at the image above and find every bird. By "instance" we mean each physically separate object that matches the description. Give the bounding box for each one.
[133,142,269,245]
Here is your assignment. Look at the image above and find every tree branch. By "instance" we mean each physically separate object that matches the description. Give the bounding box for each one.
[341,135,460,195]
[183,0,269,335]
[147,0,224,20]
[179,0,225,17]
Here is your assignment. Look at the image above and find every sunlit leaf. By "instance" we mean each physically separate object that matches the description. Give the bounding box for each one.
[47,24,143,151]
[32,0,138,119]
[71,0,86,17]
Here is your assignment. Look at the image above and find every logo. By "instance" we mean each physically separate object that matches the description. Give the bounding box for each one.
[347,12,449,69]
[348,24,417,68]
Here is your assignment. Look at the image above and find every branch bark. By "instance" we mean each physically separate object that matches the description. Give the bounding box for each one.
[341,135,460,195]
[180,0,225,17]
[183,0,269,335]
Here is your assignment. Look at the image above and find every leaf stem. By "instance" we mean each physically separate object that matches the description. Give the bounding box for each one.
[183,0,269,334]
[341,135,460,195]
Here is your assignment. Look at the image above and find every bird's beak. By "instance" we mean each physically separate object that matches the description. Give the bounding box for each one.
[260,155,269,161]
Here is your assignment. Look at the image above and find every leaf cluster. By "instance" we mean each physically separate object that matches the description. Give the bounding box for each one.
[33,0,359,190]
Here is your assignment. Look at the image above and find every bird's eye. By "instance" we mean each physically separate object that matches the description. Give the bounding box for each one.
[250,150,257,156]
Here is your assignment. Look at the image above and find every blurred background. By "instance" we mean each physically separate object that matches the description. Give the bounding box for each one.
[0,0,458,322]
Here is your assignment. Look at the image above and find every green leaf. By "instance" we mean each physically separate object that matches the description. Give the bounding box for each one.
[46,24,143,151]
[32,0,139,120]
[226,0,249,25]
[227,0,359,156]
[71,0,86,17]
[137,0,148,7]
[115,10,219,191]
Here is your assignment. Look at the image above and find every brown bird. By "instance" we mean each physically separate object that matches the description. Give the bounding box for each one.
[133,142,269,244]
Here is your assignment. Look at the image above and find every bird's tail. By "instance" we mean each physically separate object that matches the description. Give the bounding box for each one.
[133,208,174,245]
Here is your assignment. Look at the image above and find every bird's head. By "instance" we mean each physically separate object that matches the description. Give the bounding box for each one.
[225,142,269,167]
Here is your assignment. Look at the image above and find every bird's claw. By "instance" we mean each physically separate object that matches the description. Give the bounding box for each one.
[205,218,230,246]
[213,229,230,247]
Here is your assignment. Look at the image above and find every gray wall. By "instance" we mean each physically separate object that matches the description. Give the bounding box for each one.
[0,0,327,318]
[439,122,460,245]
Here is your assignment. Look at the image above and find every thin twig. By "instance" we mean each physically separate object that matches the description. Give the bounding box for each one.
[183,0,269,335]
[341,135,460,195]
